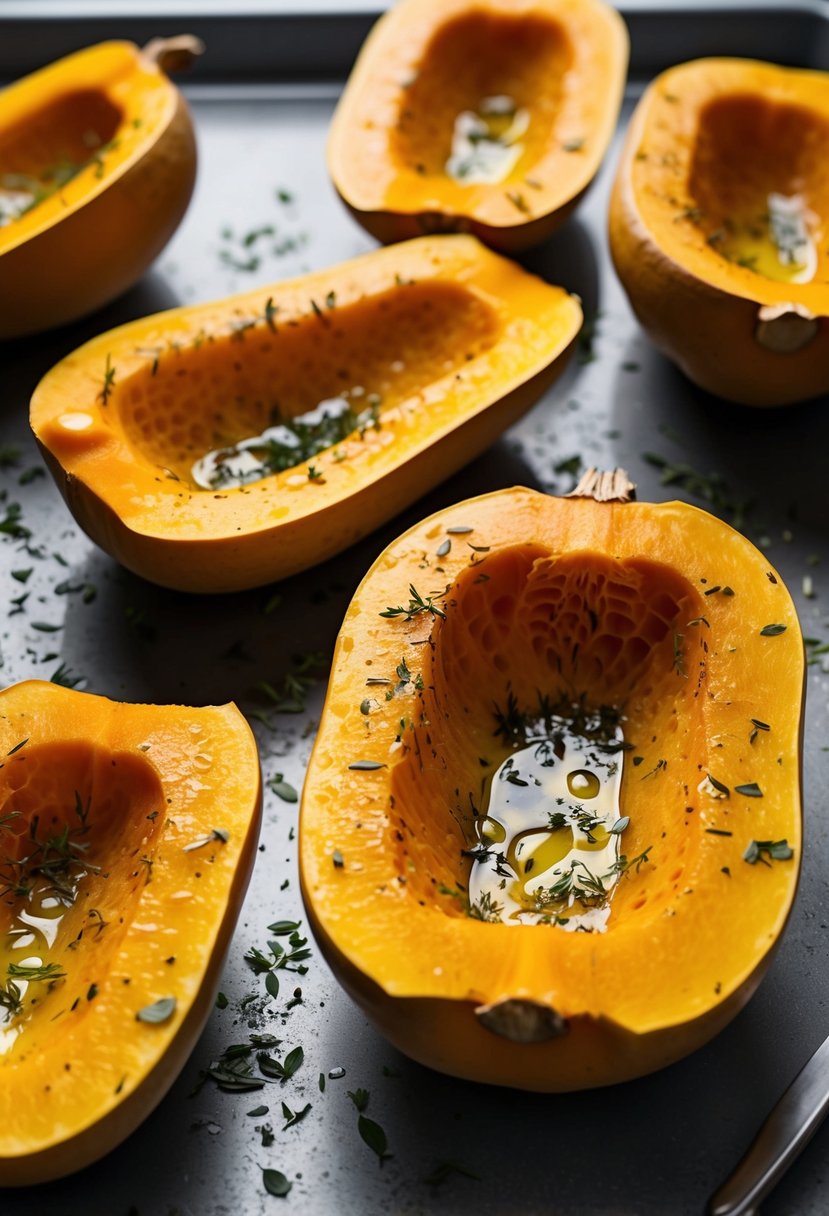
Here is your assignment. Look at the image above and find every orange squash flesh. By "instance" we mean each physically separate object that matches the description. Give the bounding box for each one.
[0,39,198,339]
[610,58,829,405]
[30,235,581,593]
[0,681,260,1184]
[329,0,628,252]
[300,486,803,1091]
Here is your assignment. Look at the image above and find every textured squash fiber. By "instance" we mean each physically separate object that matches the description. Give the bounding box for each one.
[301,487,803,1090]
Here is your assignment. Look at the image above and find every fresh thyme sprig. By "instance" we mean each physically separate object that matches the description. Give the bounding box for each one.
[380,584,448,621]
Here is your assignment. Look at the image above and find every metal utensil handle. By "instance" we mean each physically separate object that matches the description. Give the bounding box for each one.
[708,1034,829,1216]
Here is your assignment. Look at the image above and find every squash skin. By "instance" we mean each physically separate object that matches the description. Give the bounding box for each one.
[299,486,804,1091]
[0,41,197,340]
[0,681,261,1184]
[329,0,628,253]
[609,58,829,406]
[30,235,581,593]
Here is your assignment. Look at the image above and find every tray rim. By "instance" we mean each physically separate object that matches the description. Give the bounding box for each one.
[0,0,828,83]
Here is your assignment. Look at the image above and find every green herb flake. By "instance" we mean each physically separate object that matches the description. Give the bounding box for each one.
[268,920,301,935]
[282,1100,311,1128]
[348,760,386,771]
[268,774,298,803]
[735,782,763,798]
[358,1113,391,1164]
[216,991,228,1010]
[282,1045,304,1079]
[7,961,65,981]
[743,838,794,865]
[348,1087,370,1112]
[760,624,787,637]
[332,849,345,868]
[262,1168,292,1198]
[98,353,116,404]
[265,971,280,1000]
[247,1105,269,1117]
[136,996,176,1024]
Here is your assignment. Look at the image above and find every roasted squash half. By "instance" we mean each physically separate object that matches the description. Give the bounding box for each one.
[300,477,803,1091]
[31,235,581,593]
[610,58,829,406]
[329,0,628,252]
[0,681,260,1184]
[0,37,201,340]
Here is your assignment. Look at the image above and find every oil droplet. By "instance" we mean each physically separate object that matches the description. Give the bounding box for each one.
[478,816,506,845]
[567,769,601,799]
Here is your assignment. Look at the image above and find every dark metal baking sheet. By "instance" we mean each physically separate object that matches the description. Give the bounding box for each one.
[1,4,829,1213]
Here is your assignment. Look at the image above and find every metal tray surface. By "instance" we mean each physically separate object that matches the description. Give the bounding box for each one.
[1,5,829,1214]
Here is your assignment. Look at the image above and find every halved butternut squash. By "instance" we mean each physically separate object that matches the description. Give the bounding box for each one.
[329,0,628,252]
[30,235,581,593]
[300,476,803,1090]
[610,58,829,405]
[0,37,201,340]
[0,680,260,1185]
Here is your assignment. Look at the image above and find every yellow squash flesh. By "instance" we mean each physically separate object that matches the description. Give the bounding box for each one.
[610,58,829,405]
[30,235,581,593]
[329,0,628,252]
[0,681,260,1184]
[0,38,199,340]
[300,483,803,1090]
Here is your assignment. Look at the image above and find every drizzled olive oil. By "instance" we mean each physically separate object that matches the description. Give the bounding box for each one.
[713,192,819,284]
[468,713,627,931]
[446,95,530,184]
